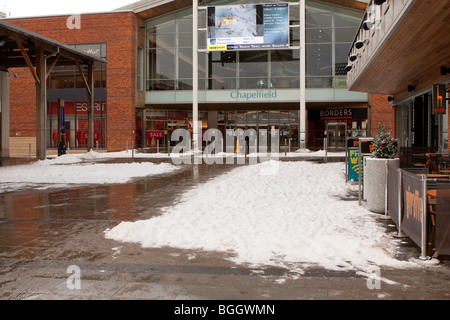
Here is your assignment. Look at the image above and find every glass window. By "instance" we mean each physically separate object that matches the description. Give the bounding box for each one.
[239,51,269,89]
[137,47,144,91]
[335,27,358,43]
[258,111,269,124]
[271,50,299,89]
[208,51,237,90]
[306,28,332,43]
[334,15,360,28]
[306,44,332,76]
[178,47,193,79]
[306,13,332,28]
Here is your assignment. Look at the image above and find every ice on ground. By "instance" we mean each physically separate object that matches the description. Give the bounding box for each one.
[105,161,421,273]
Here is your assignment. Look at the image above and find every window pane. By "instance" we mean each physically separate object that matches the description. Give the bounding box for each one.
[334,15,360,28]
[306,28,332,43]
[208,51,237,90]
[306,13,332,28]
[240,51,268,77]
[335,27,358,43]
[178,47,193,79]
[306,44,332,76]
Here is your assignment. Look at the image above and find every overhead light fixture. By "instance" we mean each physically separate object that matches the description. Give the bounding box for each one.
[355,39,370,50]
[408,85,415,92]
[441,66,450,76]
[0,36,8,47]
[349,53,361,62]
[362,20,374,31]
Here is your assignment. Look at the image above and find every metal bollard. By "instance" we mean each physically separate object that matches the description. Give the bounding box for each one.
[29,143,31,160]
[285,139,287,157]
[132,141,135,159]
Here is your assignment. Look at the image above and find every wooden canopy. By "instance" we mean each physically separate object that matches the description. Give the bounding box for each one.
[0,20,107,160]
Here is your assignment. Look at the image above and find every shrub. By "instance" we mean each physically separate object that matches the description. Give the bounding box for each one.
[372,124,398,159]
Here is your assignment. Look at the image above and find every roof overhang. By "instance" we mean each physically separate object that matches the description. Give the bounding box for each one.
[0,20,107,71]
[116,0,366,21]
[347,0,450,101]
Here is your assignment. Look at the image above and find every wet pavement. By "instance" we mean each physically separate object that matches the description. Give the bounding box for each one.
[0,157,450,301]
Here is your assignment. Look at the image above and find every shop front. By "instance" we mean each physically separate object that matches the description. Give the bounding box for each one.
[308,107,368,150]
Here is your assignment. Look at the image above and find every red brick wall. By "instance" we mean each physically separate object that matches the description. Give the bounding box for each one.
[7,11,137,152]
[369,94,396,137]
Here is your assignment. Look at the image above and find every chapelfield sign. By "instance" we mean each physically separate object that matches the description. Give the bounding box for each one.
[230,90,278,101]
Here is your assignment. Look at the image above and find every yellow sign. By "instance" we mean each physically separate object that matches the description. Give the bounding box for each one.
[208,45,227,51]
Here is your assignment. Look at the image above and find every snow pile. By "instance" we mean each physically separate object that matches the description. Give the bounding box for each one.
[105,161,417,272]
[0,154,179,188]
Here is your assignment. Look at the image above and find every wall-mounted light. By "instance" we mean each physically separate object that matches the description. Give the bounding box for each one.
[374,0,387,5]
[355,39,370,50]
[345,65,353,73]
[362,20,374,31]
[349,53,361,62]
[408,85,415,92]
[441,66,450,76]
[0,36,8,47]
[388,96,394,102]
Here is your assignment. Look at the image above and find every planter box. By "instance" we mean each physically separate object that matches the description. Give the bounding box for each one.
[364,157,400,213]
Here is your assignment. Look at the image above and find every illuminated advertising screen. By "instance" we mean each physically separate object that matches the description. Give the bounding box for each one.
[207,3,289,51]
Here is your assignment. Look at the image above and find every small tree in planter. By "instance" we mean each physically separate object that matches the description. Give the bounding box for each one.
[364,124,399,213]
[372,124,398,159]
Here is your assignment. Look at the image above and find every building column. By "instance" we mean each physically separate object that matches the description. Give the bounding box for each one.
[1,72,10,158]
[35,47,46,160]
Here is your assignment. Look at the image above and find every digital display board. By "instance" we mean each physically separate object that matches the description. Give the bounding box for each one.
[207,3,289,51]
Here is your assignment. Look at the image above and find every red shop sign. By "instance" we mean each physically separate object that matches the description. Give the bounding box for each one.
[147,130,164,139]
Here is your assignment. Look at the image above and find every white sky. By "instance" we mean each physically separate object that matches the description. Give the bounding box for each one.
[0,0,135,18]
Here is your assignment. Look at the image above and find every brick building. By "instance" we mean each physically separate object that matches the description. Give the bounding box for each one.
[6,10,146,156]
[3,0,400,156]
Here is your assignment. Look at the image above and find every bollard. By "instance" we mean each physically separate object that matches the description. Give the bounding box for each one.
[132,141,135,159]
[167,139,170,156]
[96,141,99,151]
[126,141,128,153]
[29,143,31,160]
[324,137,328,163]
[157,140,159,153]
[285,139,287,157]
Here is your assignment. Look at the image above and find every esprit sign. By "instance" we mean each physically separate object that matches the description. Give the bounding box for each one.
[76,101,105,114]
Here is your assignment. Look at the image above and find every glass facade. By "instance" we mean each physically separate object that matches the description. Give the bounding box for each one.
[145,0,361,92]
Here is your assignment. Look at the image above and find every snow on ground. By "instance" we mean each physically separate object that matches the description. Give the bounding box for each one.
[0,151,179,192]
[105,160,420,274]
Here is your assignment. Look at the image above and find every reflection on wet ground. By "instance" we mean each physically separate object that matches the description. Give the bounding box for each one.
[0,158,449,300]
